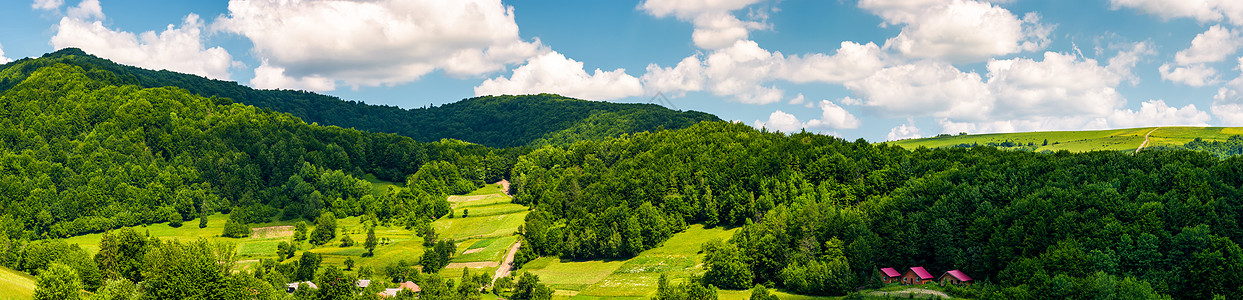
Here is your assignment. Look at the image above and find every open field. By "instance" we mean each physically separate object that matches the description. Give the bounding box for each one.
[522,224,761,299]
[0,266,35,300]
[889,126,1242,152]
[48,178,526,285]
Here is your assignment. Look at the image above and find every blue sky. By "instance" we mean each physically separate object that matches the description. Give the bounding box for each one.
[3,0,1243,142]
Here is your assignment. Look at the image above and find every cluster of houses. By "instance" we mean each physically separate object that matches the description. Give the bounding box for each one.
[286,279,421,297]
[879,267,973,286]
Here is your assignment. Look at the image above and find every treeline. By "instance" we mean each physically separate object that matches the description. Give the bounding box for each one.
[2,48,720,148]
[1156,135,1243,158]
[6,227,554,300]
[511,121,1243,299]
[0,59,517,239]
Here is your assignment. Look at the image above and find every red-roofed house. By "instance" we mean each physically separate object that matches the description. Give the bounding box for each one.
[378,281,422,298]
[940,270,973,286]
[879,268,902,284]
[902,267,934,285]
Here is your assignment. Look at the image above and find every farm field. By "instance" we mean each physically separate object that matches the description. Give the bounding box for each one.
[888,126,1242,152]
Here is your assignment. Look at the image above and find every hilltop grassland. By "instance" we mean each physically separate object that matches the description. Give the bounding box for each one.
[888,127,1243,152]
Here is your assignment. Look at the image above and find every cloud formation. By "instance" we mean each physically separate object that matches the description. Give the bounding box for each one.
[1110,0,1243,26]
[218,0,545,91]
[0,43,11,64]
[639,0,768,49]
[474,52,644,100]
[863,0,1051,63]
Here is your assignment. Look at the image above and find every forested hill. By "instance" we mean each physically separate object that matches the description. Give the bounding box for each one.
[0,48,720,148]
[0,52,518,240]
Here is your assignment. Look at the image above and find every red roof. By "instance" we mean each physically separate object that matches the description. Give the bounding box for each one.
[943,270,972,282]
[909,267,933,280]
[880,268,901,277]
[399,281,421,293]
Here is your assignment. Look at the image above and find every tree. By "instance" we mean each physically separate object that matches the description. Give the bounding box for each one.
[316,266,356,300]
[295,252,321,282]
[702,240,753,290]
[95,228,149,282]
[276,241,296,260]
[309,212,337,245]
[294,221,308,241]
[340,233,355,247]
[221,217,250,238]
[344,257,355,271]
[749,284,778,300]
[34,263,81,300]
[365,227,378,256]
[141,239,235,300]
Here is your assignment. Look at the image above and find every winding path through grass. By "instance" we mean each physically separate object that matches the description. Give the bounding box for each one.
[1135,127,1159,155]
[492,241,521,283]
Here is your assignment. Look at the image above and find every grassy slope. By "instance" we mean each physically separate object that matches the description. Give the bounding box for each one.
[0,266,35,300]
[55,180,525,277]
[519,224,832,300]
[889,126,1243,152]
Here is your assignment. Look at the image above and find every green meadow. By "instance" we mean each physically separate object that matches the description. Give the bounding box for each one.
[51,180,526,284]
[0,266,35,300]
[889,126,1243,152]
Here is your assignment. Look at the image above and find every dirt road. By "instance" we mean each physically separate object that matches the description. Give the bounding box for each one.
[1134,127,1159,155]
[492,241,522,283]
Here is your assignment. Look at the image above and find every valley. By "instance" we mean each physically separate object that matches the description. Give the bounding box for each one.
[2,49,1243,300]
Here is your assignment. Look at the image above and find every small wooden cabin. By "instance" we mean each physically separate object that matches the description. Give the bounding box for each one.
[939,270,973,286]
[879,267,902,284]
[901,267,934,285]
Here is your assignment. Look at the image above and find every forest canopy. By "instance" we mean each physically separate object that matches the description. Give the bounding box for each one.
[0,48,720,148]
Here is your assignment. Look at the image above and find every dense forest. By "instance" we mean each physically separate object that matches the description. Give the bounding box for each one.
[0,55,525,239]
[0,48,720,148]
[511,121,1243,299]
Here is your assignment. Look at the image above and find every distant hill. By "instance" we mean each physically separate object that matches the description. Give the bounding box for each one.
[0,48,721,148]
[888,126,1243,154]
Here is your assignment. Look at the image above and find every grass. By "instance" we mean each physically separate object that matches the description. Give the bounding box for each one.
[0,266,34,300]
[520,224,743,299]
[454,235,518,263]
[435,211,528,241]
[888,126,1242,153]
[362,173,405,196]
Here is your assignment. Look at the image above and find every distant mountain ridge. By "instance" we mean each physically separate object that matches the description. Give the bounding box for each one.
[0,48,721,148]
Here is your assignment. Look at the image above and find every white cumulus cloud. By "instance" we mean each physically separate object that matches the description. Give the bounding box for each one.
[639,0,768,49]
[1159,63,1218,87]
[1212,103,1243,125]
[641,56,706,97]
[844,61,992,120]
[864,0,1051,63]
[32,0,63,10]
[806,99,862,129]
[0,43,11,64]
[1108,99,1211,127]
[1176,25,1243,65]
[887,122,922,141]
[753,110,808,133]
[51,13,236,80]
[474,52,644,101]
[67,0,102,20]
[1111,0,1243,26]
[218,0,545,91]
[987,52,1126,118]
